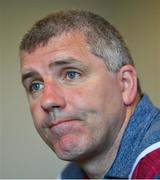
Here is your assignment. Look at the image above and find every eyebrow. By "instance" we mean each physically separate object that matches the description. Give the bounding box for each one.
[49,57,84,69]
[21,57,87,84]
[21,71,40,85]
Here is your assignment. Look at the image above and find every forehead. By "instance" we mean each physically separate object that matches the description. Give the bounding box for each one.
[21,31,89,61]
[20,31,107,74]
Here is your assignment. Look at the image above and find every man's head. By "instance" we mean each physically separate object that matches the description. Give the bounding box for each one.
[20,10,134,72]
[20,10,139,163]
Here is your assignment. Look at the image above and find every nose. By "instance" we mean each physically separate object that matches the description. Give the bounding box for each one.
[40,82,66,112]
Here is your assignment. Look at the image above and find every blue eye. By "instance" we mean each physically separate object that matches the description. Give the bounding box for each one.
[66,71,81,80]
[30,81,44,92]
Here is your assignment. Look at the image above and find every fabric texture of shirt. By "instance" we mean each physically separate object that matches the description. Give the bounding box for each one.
[59,95,160,179]
[131,147,160,179]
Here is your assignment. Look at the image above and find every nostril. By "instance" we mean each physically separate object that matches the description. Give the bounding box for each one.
[40,94,66,113]
[41,102,62,112]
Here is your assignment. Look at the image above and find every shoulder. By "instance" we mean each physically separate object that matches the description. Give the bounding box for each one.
[129,142,160,179]
[135,95,160,152]
[129,100,160,179]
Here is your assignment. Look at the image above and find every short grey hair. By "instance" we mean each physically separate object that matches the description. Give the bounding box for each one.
[19,10,134,72]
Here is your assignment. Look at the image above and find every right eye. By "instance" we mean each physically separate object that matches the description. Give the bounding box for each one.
[30,81,44,93]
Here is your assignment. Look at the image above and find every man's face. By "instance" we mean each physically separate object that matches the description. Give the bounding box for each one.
[21,32,126,162]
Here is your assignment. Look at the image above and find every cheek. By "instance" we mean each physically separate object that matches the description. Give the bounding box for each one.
[29,100,44,127]
[65,86,99,107]
[74,81,123,126]
[30,101,38,119]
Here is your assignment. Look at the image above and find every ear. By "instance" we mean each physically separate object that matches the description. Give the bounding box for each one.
[118,65,138,106]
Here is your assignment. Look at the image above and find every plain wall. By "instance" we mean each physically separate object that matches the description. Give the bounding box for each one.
[0,0,160,178]
[0,5,3,176]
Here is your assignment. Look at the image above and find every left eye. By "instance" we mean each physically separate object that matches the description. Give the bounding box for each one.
[65,71,81,80]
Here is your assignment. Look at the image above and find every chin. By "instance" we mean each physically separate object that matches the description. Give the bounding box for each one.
[52,142,88,162]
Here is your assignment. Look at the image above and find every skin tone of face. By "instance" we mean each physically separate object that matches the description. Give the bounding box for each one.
[21,31,139,178]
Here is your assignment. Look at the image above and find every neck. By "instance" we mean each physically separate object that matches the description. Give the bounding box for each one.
[79,117,129,179]
[78,94,140,179]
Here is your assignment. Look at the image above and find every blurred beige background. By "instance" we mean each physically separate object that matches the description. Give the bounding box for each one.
[0,0,160,178]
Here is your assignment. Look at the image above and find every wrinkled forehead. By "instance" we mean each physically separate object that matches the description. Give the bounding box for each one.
[20,31,95,69]
[19,31,105,72]
[20,30,90,57]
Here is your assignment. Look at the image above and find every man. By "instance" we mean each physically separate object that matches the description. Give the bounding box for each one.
[19,10,160,179]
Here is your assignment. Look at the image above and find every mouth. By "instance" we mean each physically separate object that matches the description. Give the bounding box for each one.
[48,119,77,128]
[47,118,84,138]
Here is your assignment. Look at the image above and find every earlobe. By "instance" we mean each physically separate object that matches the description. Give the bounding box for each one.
[119,65,138,106]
